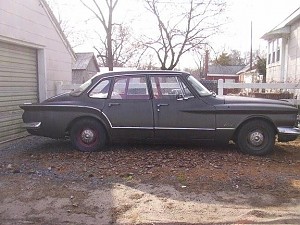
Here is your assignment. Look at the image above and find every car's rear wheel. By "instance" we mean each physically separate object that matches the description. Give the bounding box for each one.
[70,119,106,152]
[237,120,275,156]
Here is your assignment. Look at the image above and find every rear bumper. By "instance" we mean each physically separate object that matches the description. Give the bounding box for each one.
[22,122,41,130]
[277,126,300,142]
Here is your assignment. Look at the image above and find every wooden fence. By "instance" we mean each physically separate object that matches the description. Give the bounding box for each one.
[217,79,300,105]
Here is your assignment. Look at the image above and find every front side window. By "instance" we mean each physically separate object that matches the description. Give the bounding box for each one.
[89,79,111,98]
[111,76,149,99]
[150,76,194,99]
[187,75,211,96]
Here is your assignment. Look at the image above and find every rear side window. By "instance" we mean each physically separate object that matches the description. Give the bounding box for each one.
[70,79,92,96]
[89,79,111,98]
[111,76,149,99]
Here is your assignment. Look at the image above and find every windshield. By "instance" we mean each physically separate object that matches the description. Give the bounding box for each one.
[70,79,92,96]
[187,75,212,97]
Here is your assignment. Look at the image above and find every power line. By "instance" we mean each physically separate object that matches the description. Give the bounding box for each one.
[144,0,213,5]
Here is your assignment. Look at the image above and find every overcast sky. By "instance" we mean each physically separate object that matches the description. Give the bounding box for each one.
[48,0,300,68]
[220,0,300,53]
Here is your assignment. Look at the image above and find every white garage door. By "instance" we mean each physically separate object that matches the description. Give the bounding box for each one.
[0,41,38,143]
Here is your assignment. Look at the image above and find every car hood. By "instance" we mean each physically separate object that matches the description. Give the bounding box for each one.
[222,95,294,106]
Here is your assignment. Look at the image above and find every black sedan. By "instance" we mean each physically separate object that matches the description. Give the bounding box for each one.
[20,71,300,155]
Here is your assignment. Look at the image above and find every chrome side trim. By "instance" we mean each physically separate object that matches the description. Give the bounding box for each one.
[154,127,214,131]
[23,122,41,129]
[115,127,234,131]
[110,127,153,129]
[277,127,300,135]
[100,111,113,127]
[31,105,114,128]
[71,106,113,128]
[216,128,235,130]
[110,127,215,131]
[23,104,221,132]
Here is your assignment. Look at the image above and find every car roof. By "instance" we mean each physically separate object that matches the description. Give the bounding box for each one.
[96,70,189,79]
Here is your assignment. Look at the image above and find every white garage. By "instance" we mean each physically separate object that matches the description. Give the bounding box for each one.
[0,42,38,142]
[0,0,76,143]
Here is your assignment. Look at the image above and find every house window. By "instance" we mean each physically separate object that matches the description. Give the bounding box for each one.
[268,39,282,64]
[276,48,280,62]
[268,53,271,64]
[225,79,235,83]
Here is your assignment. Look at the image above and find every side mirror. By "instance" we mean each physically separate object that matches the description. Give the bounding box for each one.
[176,94,184,101]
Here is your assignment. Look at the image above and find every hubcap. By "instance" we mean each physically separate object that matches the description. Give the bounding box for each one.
[80,129,95,144]
[249,131,264,147]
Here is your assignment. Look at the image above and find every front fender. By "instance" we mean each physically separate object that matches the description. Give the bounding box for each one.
[214,103,298,142]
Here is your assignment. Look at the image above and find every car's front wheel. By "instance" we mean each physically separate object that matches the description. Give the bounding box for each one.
[70,119,106,152]
[237,120,275,156]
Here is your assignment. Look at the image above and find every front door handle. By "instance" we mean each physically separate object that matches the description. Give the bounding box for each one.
[108,103,120,107]
[157,103,169,112]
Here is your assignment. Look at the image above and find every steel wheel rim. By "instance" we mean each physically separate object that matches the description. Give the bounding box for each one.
[248,130,264,147]
[80,128,97,145]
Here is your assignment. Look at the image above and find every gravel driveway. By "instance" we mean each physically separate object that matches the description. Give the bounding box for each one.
[0,136,300,224]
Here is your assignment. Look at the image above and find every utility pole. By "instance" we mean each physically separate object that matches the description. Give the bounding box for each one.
[250,21,253,71]
[204,50,209,79]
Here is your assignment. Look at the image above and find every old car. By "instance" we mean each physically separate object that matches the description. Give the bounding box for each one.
[20,70,300,155]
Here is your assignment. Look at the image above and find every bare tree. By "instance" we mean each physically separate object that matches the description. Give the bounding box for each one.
[94,24,146,68]
[80,0,119,71]
[46,0,86,48]
[144,0,226,70]
[137,53,160,70]
[191,47,205,79]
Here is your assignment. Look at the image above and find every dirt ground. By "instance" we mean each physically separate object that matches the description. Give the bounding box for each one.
[0,136,299,225]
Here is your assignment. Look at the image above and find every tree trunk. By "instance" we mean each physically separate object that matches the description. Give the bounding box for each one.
[107,32,113,71]
[107,0,114,71]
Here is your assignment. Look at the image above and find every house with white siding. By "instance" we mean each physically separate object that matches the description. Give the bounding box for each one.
[262,7,300,86]
[0,0,75,142]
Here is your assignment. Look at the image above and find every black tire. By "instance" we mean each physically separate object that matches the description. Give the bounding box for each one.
[70,119,106,152]
[237,120,275,156]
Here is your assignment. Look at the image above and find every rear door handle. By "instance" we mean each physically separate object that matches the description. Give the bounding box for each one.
[157,103,169,112]
[108,103,120,107]
[157,103,169,107]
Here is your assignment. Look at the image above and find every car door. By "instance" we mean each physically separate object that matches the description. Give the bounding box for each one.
[150,75,215,141]
[102,75,154,140]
